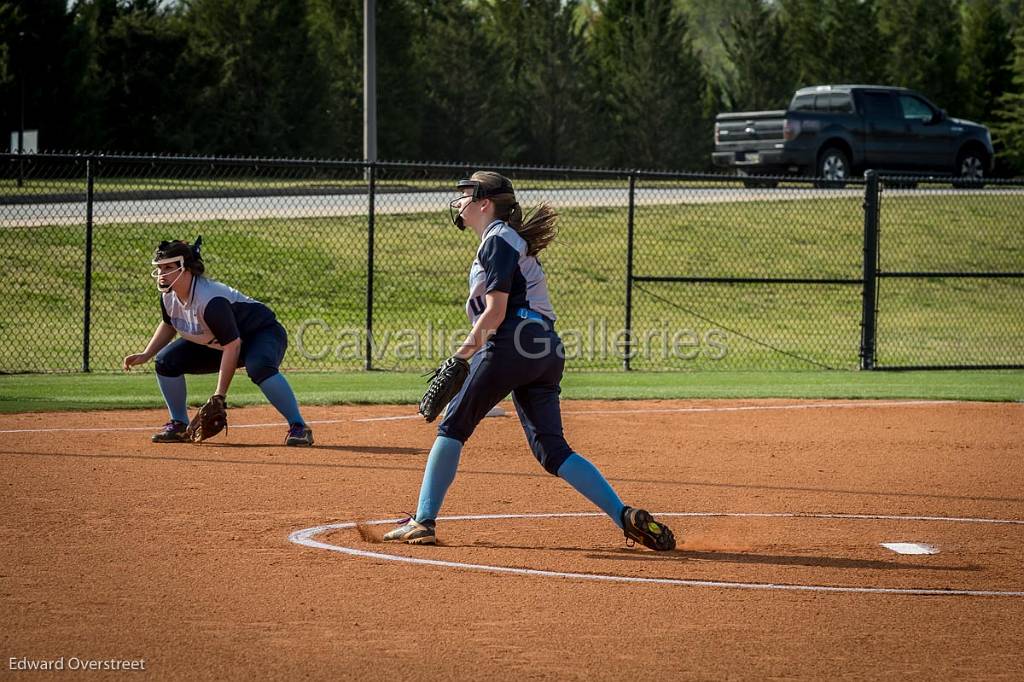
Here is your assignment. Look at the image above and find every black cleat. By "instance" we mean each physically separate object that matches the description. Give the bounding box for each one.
[621,506,676,551]
[286,423,314,446]
[151,420,188,443]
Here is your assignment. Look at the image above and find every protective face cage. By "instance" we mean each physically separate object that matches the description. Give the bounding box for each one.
[448,176,515,230]
[151,237,202,293]
[151,255,186,293]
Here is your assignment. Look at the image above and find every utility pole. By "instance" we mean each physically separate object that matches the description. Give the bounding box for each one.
[363,0,377,171]
[17,31,25,188]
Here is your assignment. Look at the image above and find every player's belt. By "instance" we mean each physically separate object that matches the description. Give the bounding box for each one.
[514,308,547,322]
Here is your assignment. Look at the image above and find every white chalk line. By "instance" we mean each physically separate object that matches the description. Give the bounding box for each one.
[289,511,1024,597]
[348,395,954,421]
[0,417,349,435]
[0,399,963,434]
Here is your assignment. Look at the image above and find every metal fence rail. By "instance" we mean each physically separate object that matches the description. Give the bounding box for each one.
[1,153,1021,373]
[626,171,869,370]
[869,174,1024,369]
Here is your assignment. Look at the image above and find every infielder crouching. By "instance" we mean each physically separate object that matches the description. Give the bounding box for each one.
[123,237,313,446]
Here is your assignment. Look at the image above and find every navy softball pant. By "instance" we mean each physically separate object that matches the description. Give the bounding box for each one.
[154,323,287,386]
[438,318,573,475]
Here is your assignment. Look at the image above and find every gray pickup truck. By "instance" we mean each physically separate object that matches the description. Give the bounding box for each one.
[712,85,994,185]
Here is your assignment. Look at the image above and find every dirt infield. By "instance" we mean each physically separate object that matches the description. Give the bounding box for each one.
[2,399,1023,680]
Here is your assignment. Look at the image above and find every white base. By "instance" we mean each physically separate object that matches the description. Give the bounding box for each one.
[881,542,938,555]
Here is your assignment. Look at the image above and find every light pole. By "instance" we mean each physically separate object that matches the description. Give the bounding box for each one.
[363,0,376,170]
[17,30,25,188]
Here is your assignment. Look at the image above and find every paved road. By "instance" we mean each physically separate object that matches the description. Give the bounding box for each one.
[3,186,1021,227]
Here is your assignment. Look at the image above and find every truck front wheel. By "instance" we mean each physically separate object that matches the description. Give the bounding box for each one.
[816,147,849,188]
[953,149,988,187]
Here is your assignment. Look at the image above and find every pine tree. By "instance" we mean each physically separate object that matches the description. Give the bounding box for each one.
[720,0,790,111]
[779,0,821,88]
[181,0,334,156]
[408,1,502,162]
[93,3,195,152]
[958,0,1014,123]
[675,0,737,107]
[991,24,1024,172]
[586,0,708,169]
[877,0,962,110]
[480,0,590,166]
[780,0,886,87]
[0,0,84,151]
[304,0,363,158]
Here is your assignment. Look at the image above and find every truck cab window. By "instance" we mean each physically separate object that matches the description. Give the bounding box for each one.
[898,95,934,122]
[829,93,853,113]
[861,92,899,119]
[791,94,815,111]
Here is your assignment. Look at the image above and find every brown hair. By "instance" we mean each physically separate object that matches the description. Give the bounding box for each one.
[154,238,205,277]
[471,171,557,256]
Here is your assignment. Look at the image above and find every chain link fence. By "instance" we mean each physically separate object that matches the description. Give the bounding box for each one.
[1,153,1021,373]
[627,173,867,370]
[871,175,1024,369]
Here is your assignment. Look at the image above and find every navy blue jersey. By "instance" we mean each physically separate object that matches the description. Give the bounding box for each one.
[466,220,556,324]
[160,277,277,349]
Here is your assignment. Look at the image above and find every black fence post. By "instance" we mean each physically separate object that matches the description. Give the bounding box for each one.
[82,157,95,372]
[364,161,376,371]
[623,171,637,371]
[859,170,880,370]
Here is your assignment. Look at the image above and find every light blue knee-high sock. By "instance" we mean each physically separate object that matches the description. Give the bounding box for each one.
[557,453,626,528]
[157,374,189,424]
[258,373,304,425]
[415,436,463,522]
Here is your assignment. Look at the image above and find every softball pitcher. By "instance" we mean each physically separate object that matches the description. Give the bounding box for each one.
[384,172,675,550]
[123,237,314,446]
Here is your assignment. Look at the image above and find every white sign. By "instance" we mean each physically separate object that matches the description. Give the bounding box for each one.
[9,130,38,153]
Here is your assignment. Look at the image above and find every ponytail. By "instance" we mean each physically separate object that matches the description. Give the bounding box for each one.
[506,201,557,256]
[467,171,559,256]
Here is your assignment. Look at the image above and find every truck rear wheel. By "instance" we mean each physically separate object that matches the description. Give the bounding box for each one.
[815,147,849,188]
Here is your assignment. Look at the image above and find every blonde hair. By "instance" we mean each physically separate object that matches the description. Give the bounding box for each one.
[471,171,558,256]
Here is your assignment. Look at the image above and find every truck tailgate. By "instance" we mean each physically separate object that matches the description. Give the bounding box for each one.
[715,110,786,145]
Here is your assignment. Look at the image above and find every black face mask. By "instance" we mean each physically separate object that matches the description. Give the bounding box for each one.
[449,176,514,229]
[449,194,475,230]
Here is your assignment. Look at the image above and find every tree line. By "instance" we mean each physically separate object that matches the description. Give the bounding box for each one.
[2,0,1023,173]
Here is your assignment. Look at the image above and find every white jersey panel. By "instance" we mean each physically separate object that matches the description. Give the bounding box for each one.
[465,220,556,325]
[161,277,259,349]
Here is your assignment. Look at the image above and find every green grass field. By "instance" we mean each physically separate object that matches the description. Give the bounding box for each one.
[2,190,1022,374]
[0,369,1020,413]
